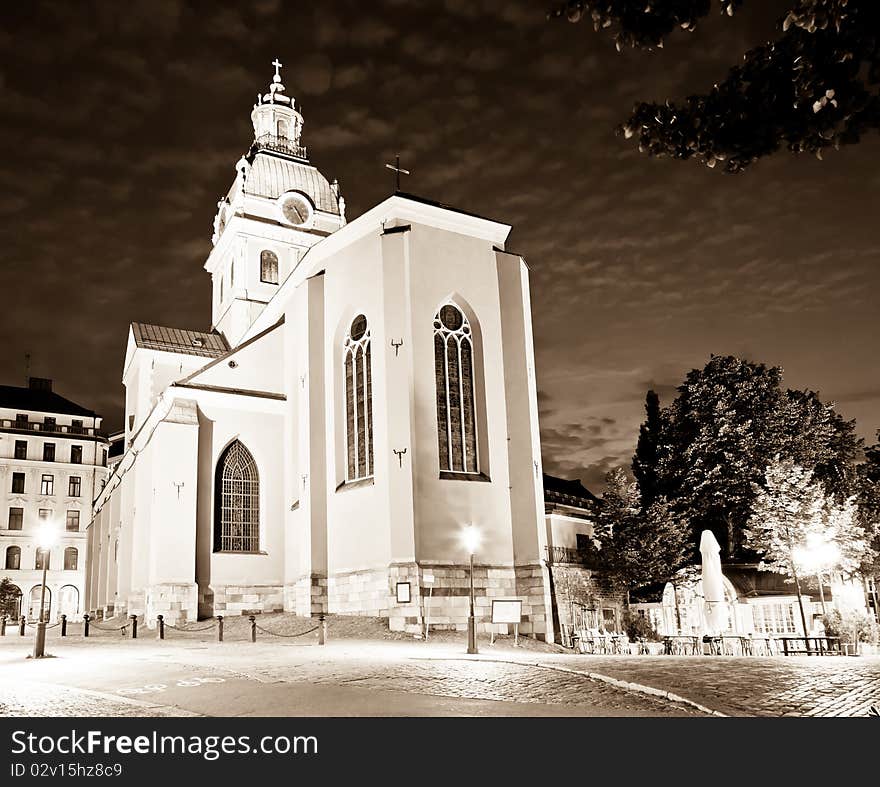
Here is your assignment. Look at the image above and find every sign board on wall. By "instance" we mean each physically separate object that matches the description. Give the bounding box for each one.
[491,599,522,625]
[396,582,411,604]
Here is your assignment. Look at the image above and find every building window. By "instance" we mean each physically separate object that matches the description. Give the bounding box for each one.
[70,419,83,435]
[40,475,54,496]
[11,473,25,494]
[277,118,289,139]
[68,476,81,497]
[66,511,80,532]
[15,413,28,429]
[63,547,78,571]
[434,303,478,473]
[14,440,27,460]
[5,546,20,570]
[42,417,56,432]
[35,548,50,571]
[8,507,23,530]
[752,603,798,635]
[70,445,82,464]
[38,509,51,523]
[343,314,373,481]
[260,250,279,284]
[43,443,56,462]
[102,449,107,467]
[214,440,260,553]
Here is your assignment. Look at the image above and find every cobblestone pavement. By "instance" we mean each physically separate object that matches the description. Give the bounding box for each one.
[0,637,697,717]
[534,655,880,717]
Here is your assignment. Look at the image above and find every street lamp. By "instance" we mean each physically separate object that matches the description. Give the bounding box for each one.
[32,522,57,659]
[461,525,481,655]
[793,533,840,618]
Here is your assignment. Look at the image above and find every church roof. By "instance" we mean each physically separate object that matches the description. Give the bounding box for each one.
[0,383,98,418]
[244,152,340,215]
[131,322,229,358]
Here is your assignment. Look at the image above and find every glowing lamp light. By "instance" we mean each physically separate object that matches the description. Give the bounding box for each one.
[794,533,840,573]
[37,522,58,551]
[461,525,480,555]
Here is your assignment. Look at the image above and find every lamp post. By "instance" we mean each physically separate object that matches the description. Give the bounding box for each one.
[793,534,840,620]
[33,522,57,659]
[461,525,480,655]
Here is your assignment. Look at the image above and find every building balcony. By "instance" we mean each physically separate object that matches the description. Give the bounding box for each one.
[545,545,601,568]
[1,419,105,439]
[253,133,308,160]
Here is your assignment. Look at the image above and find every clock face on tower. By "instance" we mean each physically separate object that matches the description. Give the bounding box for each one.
[279,192,313,227]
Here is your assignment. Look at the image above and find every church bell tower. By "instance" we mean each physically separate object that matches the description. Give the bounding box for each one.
[205,60,347,347]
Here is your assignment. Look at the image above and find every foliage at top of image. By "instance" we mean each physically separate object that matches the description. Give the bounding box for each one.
[550,1,880,172]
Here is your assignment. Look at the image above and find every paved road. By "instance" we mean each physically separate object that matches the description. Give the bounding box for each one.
[533,654,880,717]
[0,637,696,717]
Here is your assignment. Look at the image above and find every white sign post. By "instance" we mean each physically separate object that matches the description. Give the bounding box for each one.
[491,599,523,646]
[422,574,434,641]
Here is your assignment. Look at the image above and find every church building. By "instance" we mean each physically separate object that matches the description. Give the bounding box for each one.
[87,63,582,642]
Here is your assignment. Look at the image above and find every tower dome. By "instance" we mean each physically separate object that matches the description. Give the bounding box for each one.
[250,58,305,159]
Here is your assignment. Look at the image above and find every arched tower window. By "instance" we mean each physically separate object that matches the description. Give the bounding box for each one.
[214,440,260,553]
[5,545,20,570]
[260,250,279,284]
[434,303,478,473]
[343,314,373,480]
[63,547,78,571]
[277,118,289,139]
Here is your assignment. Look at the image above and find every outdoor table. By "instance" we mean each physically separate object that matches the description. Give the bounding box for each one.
[663,635,701,655]
[777,636,841,655]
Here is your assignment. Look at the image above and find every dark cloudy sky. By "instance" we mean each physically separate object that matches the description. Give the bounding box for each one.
[1,0,878,491]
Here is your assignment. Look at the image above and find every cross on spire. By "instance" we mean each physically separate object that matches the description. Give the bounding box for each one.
[272,58,283,81]
[385,154,410,193]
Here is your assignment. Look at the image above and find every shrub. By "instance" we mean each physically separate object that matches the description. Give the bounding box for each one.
[822,609,878,644]
[622,608,661,642]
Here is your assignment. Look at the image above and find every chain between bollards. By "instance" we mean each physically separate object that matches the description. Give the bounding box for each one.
[157,615,164,640]
[249,615,256,642]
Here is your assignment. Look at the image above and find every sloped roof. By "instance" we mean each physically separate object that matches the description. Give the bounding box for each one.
[244,152,340,215]
[131,322,229,358]
[543,473,601,512]
[0,384,98,418]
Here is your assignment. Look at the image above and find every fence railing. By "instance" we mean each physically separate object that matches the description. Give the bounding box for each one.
[545,545,600,567]
[253,134,308,159]
[1,419,102,437]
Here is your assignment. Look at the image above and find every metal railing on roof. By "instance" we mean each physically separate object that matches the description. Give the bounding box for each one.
[253,133,308,159]
[1,418,101,437]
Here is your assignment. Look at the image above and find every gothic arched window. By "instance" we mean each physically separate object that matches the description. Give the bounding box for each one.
[434,303,478,473]
[260,250,279,284]
[343,314,373,480]
[214,440,260,553]
[63,547,78,571]
[5,545,20,570]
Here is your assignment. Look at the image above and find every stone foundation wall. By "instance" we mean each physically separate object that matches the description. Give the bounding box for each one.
[286,574,328,617]
[145,583,197,626]
[206,584,284,617]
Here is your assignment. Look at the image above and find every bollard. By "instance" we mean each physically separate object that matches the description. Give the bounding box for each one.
[19,616,26,636]
[1,615,6,636]
[157,615,164,640]
[318,613,326,646]
[217,615,223,642]
[61,614,67,637]
[83,613,90,638]
[130,615,138,639]
[249,615,256,643]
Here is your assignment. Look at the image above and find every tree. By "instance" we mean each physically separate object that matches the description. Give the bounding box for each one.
[550,1,880,172]
[632,389,663,508]
[856,432,880,617]
[595,468,692,601]
[650,355,861,558]
[0,577,21,619]
[744,457,868,636]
